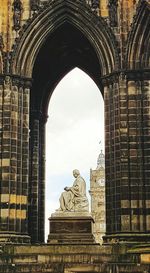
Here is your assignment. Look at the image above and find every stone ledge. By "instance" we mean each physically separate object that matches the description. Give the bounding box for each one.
[0,233,30,244]
[103,233,150,244]
[51,211,91,218]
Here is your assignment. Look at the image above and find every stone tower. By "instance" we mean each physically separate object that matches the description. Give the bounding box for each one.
[90,149,105,244]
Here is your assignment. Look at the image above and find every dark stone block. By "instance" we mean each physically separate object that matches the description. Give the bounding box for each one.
[47,215,96,245]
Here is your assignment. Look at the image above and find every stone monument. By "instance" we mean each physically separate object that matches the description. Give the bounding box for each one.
[47,169,96,244]
[56,169,89,213]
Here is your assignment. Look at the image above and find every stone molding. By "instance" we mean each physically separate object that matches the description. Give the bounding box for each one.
[51,212,91,218]
[0,74,32,88]
[101,69,150,86]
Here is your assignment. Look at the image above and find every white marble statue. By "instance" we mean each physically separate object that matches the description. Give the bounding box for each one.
[56,169,89,212]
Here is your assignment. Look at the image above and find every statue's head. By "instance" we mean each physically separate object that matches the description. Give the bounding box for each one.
[73,169,80,177]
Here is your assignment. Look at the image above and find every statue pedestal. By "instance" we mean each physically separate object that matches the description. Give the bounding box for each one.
[47,212,96,244]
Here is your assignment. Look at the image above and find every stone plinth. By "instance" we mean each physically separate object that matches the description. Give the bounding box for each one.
[47,212,96,244]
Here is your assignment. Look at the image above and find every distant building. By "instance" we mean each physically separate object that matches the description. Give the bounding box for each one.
[90,150,105,244]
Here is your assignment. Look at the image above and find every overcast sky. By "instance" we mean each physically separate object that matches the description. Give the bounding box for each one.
[45,67,104,240]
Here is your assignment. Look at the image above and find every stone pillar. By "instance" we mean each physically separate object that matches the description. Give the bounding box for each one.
[38,117,46,242]
[21,81,30,235]
[104,75,121,236]
[29,112,39,243]
[29,111,46,243]
[0,76,31,243]
[103,72,150,243]
[141,79,150,232]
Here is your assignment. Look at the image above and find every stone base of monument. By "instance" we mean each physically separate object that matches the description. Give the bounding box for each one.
[47,212,96,244]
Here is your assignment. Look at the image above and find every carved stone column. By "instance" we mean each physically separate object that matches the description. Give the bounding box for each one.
[140,78,150,232]
[104,74,121,235]
[29,111,46,243]
[103,71,150,243]
[29,112,39,243]
[0,76,31,243]
[38,115,46,242]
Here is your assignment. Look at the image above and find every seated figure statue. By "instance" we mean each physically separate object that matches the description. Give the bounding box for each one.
[56,169,89,212]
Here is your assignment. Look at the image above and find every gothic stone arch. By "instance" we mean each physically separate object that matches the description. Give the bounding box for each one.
[9,0,119,243]
[0,0,150,244]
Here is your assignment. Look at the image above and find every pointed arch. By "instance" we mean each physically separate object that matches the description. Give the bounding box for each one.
[11,0,119,77]
[31,20,105,116]
[126,0,150,69]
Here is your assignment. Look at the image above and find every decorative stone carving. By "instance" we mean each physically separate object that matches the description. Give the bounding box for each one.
[12,0,23,31]
[56,169,89,213]
[4,75,11,88]
[108,0,118,27]
[91,0,99,15]
[30,0,40,13]
[91,0,99,9]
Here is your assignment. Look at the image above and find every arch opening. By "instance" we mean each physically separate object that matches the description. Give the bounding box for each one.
[25,1,118,242]
[45,67,104,241]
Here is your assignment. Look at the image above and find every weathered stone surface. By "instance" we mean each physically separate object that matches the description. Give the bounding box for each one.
[0,244,150,273]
